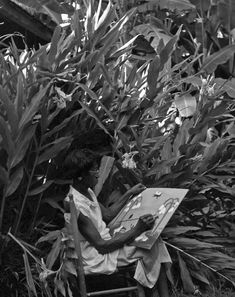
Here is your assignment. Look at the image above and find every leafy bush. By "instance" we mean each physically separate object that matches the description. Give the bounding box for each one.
[0,0,235,295]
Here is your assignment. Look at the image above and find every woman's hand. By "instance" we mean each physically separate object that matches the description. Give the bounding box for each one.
[136,214,155,233]
[128,183,146,196]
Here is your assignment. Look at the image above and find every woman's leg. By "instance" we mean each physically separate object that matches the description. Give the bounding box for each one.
[143,264,170,297]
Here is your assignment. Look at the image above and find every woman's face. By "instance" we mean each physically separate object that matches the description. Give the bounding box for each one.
[82,164,99,189]
[88,168,99,188]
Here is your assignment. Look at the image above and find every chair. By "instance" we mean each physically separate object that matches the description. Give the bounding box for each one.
[85,264,145,297]
[69,195,146,297]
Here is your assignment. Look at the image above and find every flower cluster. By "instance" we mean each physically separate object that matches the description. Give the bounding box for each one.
[53,86,72,109]
[39,259,56,282]
[121,151,138,169]
[200,75,216,96]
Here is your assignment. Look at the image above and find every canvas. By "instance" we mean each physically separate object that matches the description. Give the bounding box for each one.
[109,188,188,249]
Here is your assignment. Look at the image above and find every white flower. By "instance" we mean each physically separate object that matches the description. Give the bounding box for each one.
[199,76,215,96]
[121,151,138,169]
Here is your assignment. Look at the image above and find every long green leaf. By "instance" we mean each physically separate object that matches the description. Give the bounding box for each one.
[94,156,115,196]
[147,56,160,98]
[223,78,235,98]
[43,109,83,140]
[0,166,8,185]
[171,237,223,249]
[78,100,112,137]
[28,180,54,196]
[158,0,196,11]
[54,278,66,296]
[19,84,50,130]
[99,8,136,49]
[178,253,195,293]
[201,44,235,74]
[46,235,61,269]
[77,83,115,121]
[15,74,24,120]
[10,125,36,168]
[38,136,72,164]
[48,26,61,64]
[92,2,115,46]
[0,116,15,156]
[37,230,60,244]
[5,166,23,197]
[23,251,38,297]
[0,86,18,137]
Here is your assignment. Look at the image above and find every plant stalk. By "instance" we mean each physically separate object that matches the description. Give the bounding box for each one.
[0,191,7,233]
[14,136,41,235]
[165,241,235,287]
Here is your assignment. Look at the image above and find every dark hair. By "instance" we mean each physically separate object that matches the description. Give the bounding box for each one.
[63,149,99,179]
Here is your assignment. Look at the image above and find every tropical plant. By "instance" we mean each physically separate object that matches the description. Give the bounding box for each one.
[0,0,235,296]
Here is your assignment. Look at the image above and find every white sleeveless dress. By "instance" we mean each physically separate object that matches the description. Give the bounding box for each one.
[64,186,171,288]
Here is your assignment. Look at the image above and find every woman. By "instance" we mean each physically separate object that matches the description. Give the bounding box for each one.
[63,149,171,297]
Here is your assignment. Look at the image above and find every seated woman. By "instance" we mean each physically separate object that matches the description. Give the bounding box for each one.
[63,149,171,297]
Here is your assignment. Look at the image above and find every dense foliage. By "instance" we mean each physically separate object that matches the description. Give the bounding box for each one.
[0,0,235,296]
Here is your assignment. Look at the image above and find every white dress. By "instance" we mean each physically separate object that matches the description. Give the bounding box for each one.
[64,186,171,288]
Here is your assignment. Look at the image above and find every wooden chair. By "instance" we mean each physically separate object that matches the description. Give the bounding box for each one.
[69,195,146,297]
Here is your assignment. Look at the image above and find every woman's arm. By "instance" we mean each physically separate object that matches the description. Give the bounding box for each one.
[100,183,146,224]
[77,212,154,254]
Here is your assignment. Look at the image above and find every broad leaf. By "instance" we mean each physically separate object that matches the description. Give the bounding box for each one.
[54,278,66,297]
[175,94,197,117]
[158,0,196,11]
[46,235,61,269]
[178,253,195,293]
[43,198,65,213]
[48,26,62,64]
[37,230,61,244]
[5,166,24,197]
[19,84,50,129]
[217,0,235,30]
[94,156,115,196]
[201,44,235,74]
[38,136,72,164]
[147,56,160,98]
[223,78,235,98]
[92,2,115,47]
[63,260,77,276]
[15,74,24,119]
[23,252,38,297]
[28,180,54,196]
[0,166,8,185]
[0,116,15,156]
[0,86,18,137]
[171,237,223,249]
[78,100,112,137]
[132,23,171,51]
[43,109,83,139]
[163,226,200,237]
[10,125,36,168]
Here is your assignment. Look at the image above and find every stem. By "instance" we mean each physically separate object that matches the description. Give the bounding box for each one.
[69,195,87,297]
[228,0,234,74]
[30,162,50,235]
[199,0,206,62]
[14,137,41,235]
[164,241,235,287]
[8,231,41,265]
[0,190,7,233]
